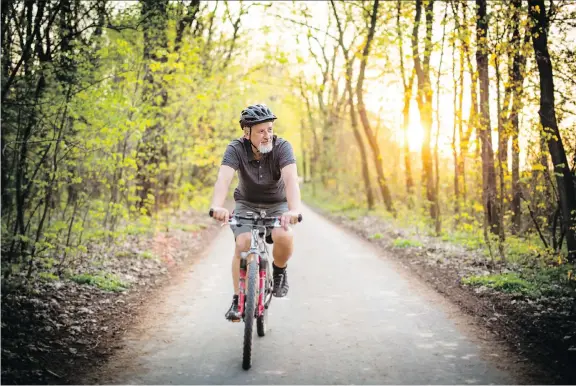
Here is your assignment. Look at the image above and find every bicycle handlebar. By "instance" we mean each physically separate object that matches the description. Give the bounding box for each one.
[208,208,302,223]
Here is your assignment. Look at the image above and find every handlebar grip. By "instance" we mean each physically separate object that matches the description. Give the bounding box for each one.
[298,214,303,222]
[209,208,214,217]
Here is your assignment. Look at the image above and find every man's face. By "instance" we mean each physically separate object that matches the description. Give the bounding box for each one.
[245,121,273,153]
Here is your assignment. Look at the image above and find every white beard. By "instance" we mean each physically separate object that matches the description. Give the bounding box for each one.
[258,142,273,154]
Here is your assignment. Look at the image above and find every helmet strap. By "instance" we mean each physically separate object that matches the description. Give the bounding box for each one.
[248,127,260,154]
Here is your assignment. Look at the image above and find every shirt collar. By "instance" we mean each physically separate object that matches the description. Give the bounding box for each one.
[243,135,277,162]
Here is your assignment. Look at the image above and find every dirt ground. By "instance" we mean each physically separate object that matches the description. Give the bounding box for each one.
[1,209,222,385]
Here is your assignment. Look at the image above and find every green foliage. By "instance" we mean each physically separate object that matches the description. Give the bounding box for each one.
[462,273,535,295]
[123,222,154,237]
[140,251,157,260]
[522,264,576,295]
[301,184,368,219]
[503,234,550,264]
[3,0,575,290]
[115,250,135,258]
[70,273,128,292]
[441,231,485,251]
[369,233,384,240]
[392,238,423,248]
[172,223,207,232]
[463,264,576,298]
[2,1,292,282]
[38,272,59,282]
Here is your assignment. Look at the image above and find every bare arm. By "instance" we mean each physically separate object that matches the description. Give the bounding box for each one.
[210,165,236,208]
[281,163,301,212]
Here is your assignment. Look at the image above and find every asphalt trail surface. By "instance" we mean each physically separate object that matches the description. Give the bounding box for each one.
[92,205,518,384]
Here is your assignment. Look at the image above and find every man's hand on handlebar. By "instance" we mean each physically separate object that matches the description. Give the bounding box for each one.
[210,207,229,224]
[209,207,302,229]
[280,210,301,231]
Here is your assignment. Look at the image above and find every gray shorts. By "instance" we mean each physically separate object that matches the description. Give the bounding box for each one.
[231,201,289,240]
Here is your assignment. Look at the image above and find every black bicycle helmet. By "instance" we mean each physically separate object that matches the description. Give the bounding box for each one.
[239,104,277,129]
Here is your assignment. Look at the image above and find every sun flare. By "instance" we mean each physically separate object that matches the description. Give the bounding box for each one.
[405,121,424,152]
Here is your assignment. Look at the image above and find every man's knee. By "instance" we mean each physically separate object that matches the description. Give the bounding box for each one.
[235,233,251,255]
[272,228,294,247]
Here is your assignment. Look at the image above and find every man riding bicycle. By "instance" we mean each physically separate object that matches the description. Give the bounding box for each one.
[209,104,302,322]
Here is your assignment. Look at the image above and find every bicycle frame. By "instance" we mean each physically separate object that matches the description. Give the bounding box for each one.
[208,207,301,321]
[238,226,270,319]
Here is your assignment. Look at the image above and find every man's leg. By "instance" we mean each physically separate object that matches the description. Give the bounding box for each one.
[225,232,251,322]
[225,202,254,322]
[232,233,251,294]
[271,227,294,268]
[271,227,294,297]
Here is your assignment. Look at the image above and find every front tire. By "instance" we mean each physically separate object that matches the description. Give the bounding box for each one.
[242,258,258,370]
[257,263,272,337]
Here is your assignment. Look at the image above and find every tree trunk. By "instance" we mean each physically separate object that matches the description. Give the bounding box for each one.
[10,0,48,266]
[356,0,395,213]
[450,1,461,222]
[529,0,576,260]
[347,83,375,210]
[175,0,200,53]
[460,1,478,203]
[136,0,169,212]
[495,32,507,241]
[300,116,308,183]
[476,0,500,235]
[299,77,321,194]
[434,2,448,235]
[330,0,375,210]
[412,0,437,221]
[397,0,415,204]
[1,1,14,214]
[509,0,529,234]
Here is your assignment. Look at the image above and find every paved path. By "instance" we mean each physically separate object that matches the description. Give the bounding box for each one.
[92,204,517,384]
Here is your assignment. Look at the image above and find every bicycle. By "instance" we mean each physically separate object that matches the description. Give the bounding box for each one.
[209,208,302,370]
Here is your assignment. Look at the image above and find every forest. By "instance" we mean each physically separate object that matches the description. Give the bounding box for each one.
[1,0,575,384]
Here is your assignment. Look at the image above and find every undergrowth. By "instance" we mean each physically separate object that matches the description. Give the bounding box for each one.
[70,273,128,292]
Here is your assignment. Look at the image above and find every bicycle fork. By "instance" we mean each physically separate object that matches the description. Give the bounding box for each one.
[238,253,267,320]
[238,229,268,320]
[238,257,247,318]
[258,257,267,315]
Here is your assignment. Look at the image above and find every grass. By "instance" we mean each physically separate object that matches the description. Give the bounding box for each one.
[441,230,485,251]
[392,238,423,248]
[38,272,59,282]
[123,223,152,236]
[70,273,128,292]
[115,250,134,258]
[140,250,158,260]
[462,264,576,298]
[462,273,536,295]
[120,210,209,236]
[115,248,159,260]
[172,223,207,232]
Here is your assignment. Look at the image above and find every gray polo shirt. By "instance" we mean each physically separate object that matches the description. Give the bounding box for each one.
[221,135,296,204]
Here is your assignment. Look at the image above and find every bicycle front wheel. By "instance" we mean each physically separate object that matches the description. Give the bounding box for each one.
[242,257,258,370]
[257,260,272,337]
